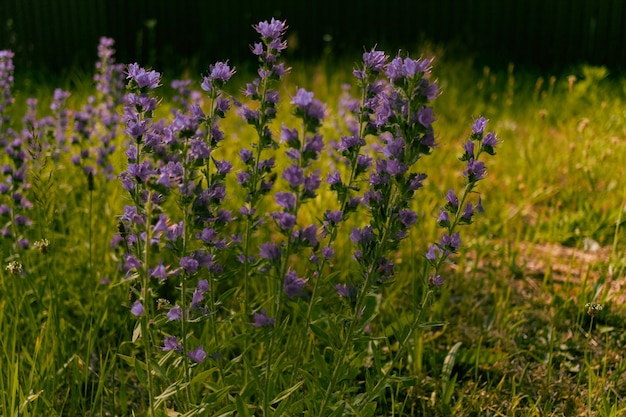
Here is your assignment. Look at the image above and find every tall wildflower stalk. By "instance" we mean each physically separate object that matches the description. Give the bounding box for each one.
[118,63,162,415]
[237,18,290,316]
[316,53,498,414]
[0,50,33,263]
[116,58,236,413]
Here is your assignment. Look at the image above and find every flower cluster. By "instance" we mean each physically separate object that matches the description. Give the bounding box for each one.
[115,53,240,380]
[92,37,125,179]
[426,116,498,286]
[237,18,290,207]
[330,50,439,294]
[0,50,32,252]
[0,50,15,132]
[0,17,501,414]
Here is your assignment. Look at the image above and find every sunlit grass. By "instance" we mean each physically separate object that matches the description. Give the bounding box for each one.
[2,40,626,415]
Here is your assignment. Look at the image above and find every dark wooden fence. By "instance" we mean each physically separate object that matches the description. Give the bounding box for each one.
[2,0,626,73]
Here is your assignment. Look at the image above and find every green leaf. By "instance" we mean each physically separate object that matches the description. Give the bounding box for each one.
[418,321,448,328]
[271,379,303,405]
[235,394,252,417]
[442,341,462,383]
[309,322,331,345]
[154,380,185,407]
[132,321,142,342]
[442,373,457,406]
[134,357,148,387]
[359,293,381,324]
[117,353,135,368]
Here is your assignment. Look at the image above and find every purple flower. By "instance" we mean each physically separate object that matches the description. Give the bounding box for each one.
[237,171,251,185]
[429,274,444,286]
[252,309,275,327]
[356,154,373,173]
[293,224,317,247]
[180,256,199,274]
[167,221,184,242]
[337,135,365,153]
[162,336,183,352]
[385,56,405,81]
[150,262,168,280]
[214,159,232,176]
[198,279,209,294]
[281,125,299,147]
[271,212,297,230]
[209,61,235,83]
[445,189,459,212]
[322,246,334,260]
[437,209,450,227]
[350,226,374,245]
[462,141,475,161]
[292,88,313,107]
[425,245,438,261]
[188,138,210,160]
[126,161,153,183]
[124,254,142,271]
[472,117,488,136]
[399,209,417,227]
[167,305,182,321]
[130,300,144,317]
[260,242,282,260]
[251,43,264,56]
[215,97,230,115]
[440,232,461,252]
[408,173,427,191]
[461,203,474,223]
[327,171,342,187]
[191,288,204,307]
[303,173,321,195]
[282,164,304,187]
[254,18,287,40]
[284,269,307,298]
[259,158,275,172]
[384,159,407,176]
[126,63,161,90]
[363,48,388,72]
[327,211,344,225]
[303,134,324,156]
[481,131,497,155]
[417,107,435,127]
[402,57,430,77]
[275,191,296,210]
[347,196,362,211]
[464,160,487,181]
[188,345,207,363]
[383,136,405,159]
[240,106,260,124]
[239,148,254,164]
[336,283,358,299]
[372,93,392,127]
[476,197,485,213]
[125,118,149,140]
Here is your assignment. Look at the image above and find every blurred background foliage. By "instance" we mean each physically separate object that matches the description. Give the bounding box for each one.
[2,0,626,76]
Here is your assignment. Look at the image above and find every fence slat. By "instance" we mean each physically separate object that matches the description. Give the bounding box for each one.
[2,1,625,72]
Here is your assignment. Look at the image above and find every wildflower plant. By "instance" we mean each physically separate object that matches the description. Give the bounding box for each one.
[0,49,32,256]
[108,18,499,415]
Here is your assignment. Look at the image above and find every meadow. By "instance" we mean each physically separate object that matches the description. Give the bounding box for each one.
[1,18,625,416]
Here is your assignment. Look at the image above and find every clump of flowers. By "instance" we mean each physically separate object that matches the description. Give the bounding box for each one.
[106,18,500,415]
[0,50,33,254]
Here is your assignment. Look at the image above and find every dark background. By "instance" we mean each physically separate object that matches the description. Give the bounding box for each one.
[2,0,626,76]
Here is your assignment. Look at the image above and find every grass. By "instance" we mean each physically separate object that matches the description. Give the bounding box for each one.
[1,37,626,416]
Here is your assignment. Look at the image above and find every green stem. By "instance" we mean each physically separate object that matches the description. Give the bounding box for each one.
[142,192,156,415]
